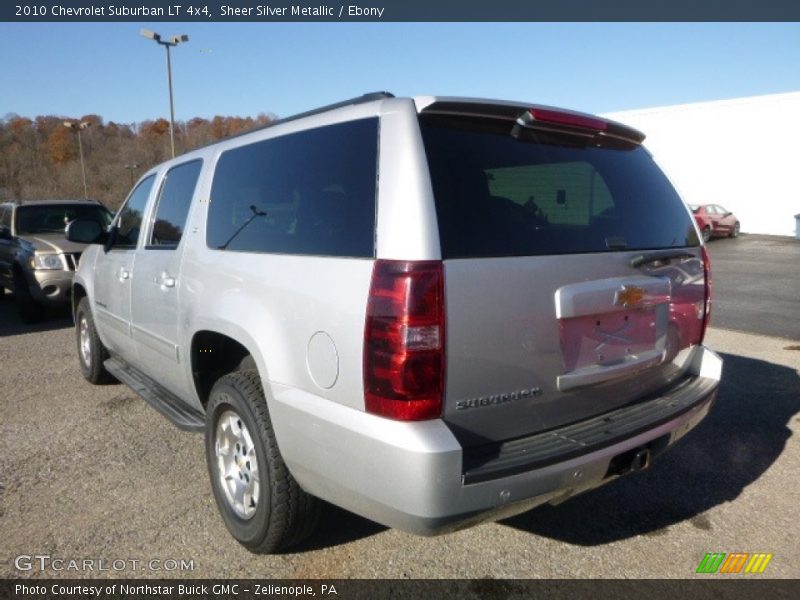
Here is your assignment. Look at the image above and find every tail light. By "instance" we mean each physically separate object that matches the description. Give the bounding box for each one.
[363,260,445,420]
[700,246,712,343]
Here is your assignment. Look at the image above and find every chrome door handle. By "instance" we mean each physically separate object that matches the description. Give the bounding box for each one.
[160,273,176,289]
[118,268,130,281]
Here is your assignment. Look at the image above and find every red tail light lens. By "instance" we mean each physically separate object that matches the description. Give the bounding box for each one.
[364,260,445,421]
[700,245,712,343]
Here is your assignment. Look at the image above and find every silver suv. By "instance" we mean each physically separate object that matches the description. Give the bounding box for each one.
[0,200,112,322]
[68,93,722,553]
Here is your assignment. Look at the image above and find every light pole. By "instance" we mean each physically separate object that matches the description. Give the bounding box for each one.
[124,164,139,187]
[140,28,189,158]
[64,120,90,198]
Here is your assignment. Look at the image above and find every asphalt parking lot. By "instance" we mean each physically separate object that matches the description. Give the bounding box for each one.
[707,234,800,340]
[1,234,798,580]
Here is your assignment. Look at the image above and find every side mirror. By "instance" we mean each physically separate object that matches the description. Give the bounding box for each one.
[103,225,118,253]
[0,225,11,240]
[66,218,107,245]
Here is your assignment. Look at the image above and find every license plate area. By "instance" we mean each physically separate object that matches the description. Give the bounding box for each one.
[560,306,666,373]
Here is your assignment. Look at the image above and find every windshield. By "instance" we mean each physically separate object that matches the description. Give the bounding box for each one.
[14,204,113,235]
[420,114,699,259]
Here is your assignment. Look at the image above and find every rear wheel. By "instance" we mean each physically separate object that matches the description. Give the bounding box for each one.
[14,273,43,323]
[701,226,711,243]
[730,222,740,238]
[206,371,320,553]
[75,297,115,384]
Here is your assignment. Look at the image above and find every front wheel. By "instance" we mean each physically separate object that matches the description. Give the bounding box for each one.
[206,371,320,553]
[730,222,740,238]
[14,273,43,323]
[75,297,115,384]
[701,226,711,243]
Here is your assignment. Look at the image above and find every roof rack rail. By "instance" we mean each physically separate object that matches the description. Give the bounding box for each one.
[191,91,395,152]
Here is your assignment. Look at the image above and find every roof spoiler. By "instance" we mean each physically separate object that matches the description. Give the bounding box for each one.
[420,100,645,145]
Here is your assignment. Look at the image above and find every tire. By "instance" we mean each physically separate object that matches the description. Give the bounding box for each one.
[75,297,115,384]
[730,222,740,238]
[206,371,320,553]
[701,226,711,243]
[14,273,43,323]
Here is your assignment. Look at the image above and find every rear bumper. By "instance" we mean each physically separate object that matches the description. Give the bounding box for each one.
[269,345,721,535]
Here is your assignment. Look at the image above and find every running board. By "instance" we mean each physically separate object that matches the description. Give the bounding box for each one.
[104,357,205,432]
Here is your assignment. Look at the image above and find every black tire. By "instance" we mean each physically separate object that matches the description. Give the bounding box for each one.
[701,226,711,243]
[75,297,115,384]
[730,222,740,238]
[14,273,43,323]
[206,371,320,553]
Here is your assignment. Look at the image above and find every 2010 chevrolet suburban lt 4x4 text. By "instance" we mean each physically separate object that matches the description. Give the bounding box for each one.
[67,93,722,553]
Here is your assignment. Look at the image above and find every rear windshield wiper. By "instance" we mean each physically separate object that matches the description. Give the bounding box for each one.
[630,249,696,268]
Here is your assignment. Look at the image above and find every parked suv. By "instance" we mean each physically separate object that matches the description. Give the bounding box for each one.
[0,200,112,322]
[68,93,721,553]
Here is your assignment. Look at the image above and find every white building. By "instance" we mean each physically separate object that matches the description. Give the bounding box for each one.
[605,91,800,237]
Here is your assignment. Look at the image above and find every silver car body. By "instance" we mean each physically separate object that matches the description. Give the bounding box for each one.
[0,200,109,306]
[73,95,721,534]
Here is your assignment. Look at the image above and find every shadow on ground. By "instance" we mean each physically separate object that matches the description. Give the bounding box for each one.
[501,352,800,544]
[0,293,72,337]
[290,503,387,552]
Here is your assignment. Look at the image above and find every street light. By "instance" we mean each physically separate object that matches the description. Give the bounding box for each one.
[140,28,189,158]
[64,120,91,198]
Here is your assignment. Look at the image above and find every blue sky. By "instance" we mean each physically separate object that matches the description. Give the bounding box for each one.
[2,22,799,123]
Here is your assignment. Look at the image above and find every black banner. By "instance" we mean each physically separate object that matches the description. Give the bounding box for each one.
[2,579,800,600]
[3,0,800,22]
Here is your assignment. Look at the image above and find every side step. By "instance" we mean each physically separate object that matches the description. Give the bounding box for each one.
[104,357,205,432]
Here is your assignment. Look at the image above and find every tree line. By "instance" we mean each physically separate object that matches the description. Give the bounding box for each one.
[0,112,275,210]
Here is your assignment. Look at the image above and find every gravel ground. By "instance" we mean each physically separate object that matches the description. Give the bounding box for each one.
[1,299,798,580]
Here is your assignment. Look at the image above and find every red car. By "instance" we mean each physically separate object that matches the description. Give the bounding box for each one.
[689,204,740,241]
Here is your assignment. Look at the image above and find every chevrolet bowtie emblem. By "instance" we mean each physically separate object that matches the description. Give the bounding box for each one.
[615,284,647,307]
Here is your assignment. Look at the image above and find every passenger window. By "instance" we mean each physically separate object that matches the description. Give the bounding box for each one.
[207,118,378,257]
[0,207,9,229]
[148,160,202,248]
[115,175,156,249]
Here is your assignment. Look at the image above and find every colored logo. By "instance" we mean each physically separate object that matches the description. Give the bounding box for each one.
[614,284,646,307]
[696,552,773,574]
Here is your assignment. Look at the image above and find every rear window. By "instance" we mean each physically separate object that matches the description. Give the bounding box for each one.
[419,115,699,259]
[207,118,378,258]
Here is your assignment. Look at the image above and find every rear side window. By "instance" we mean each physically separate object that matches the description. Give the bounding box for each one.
[420,115,699,259]
[148,160,202,248]
[207,118,378,257]
[116,175,156,248]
